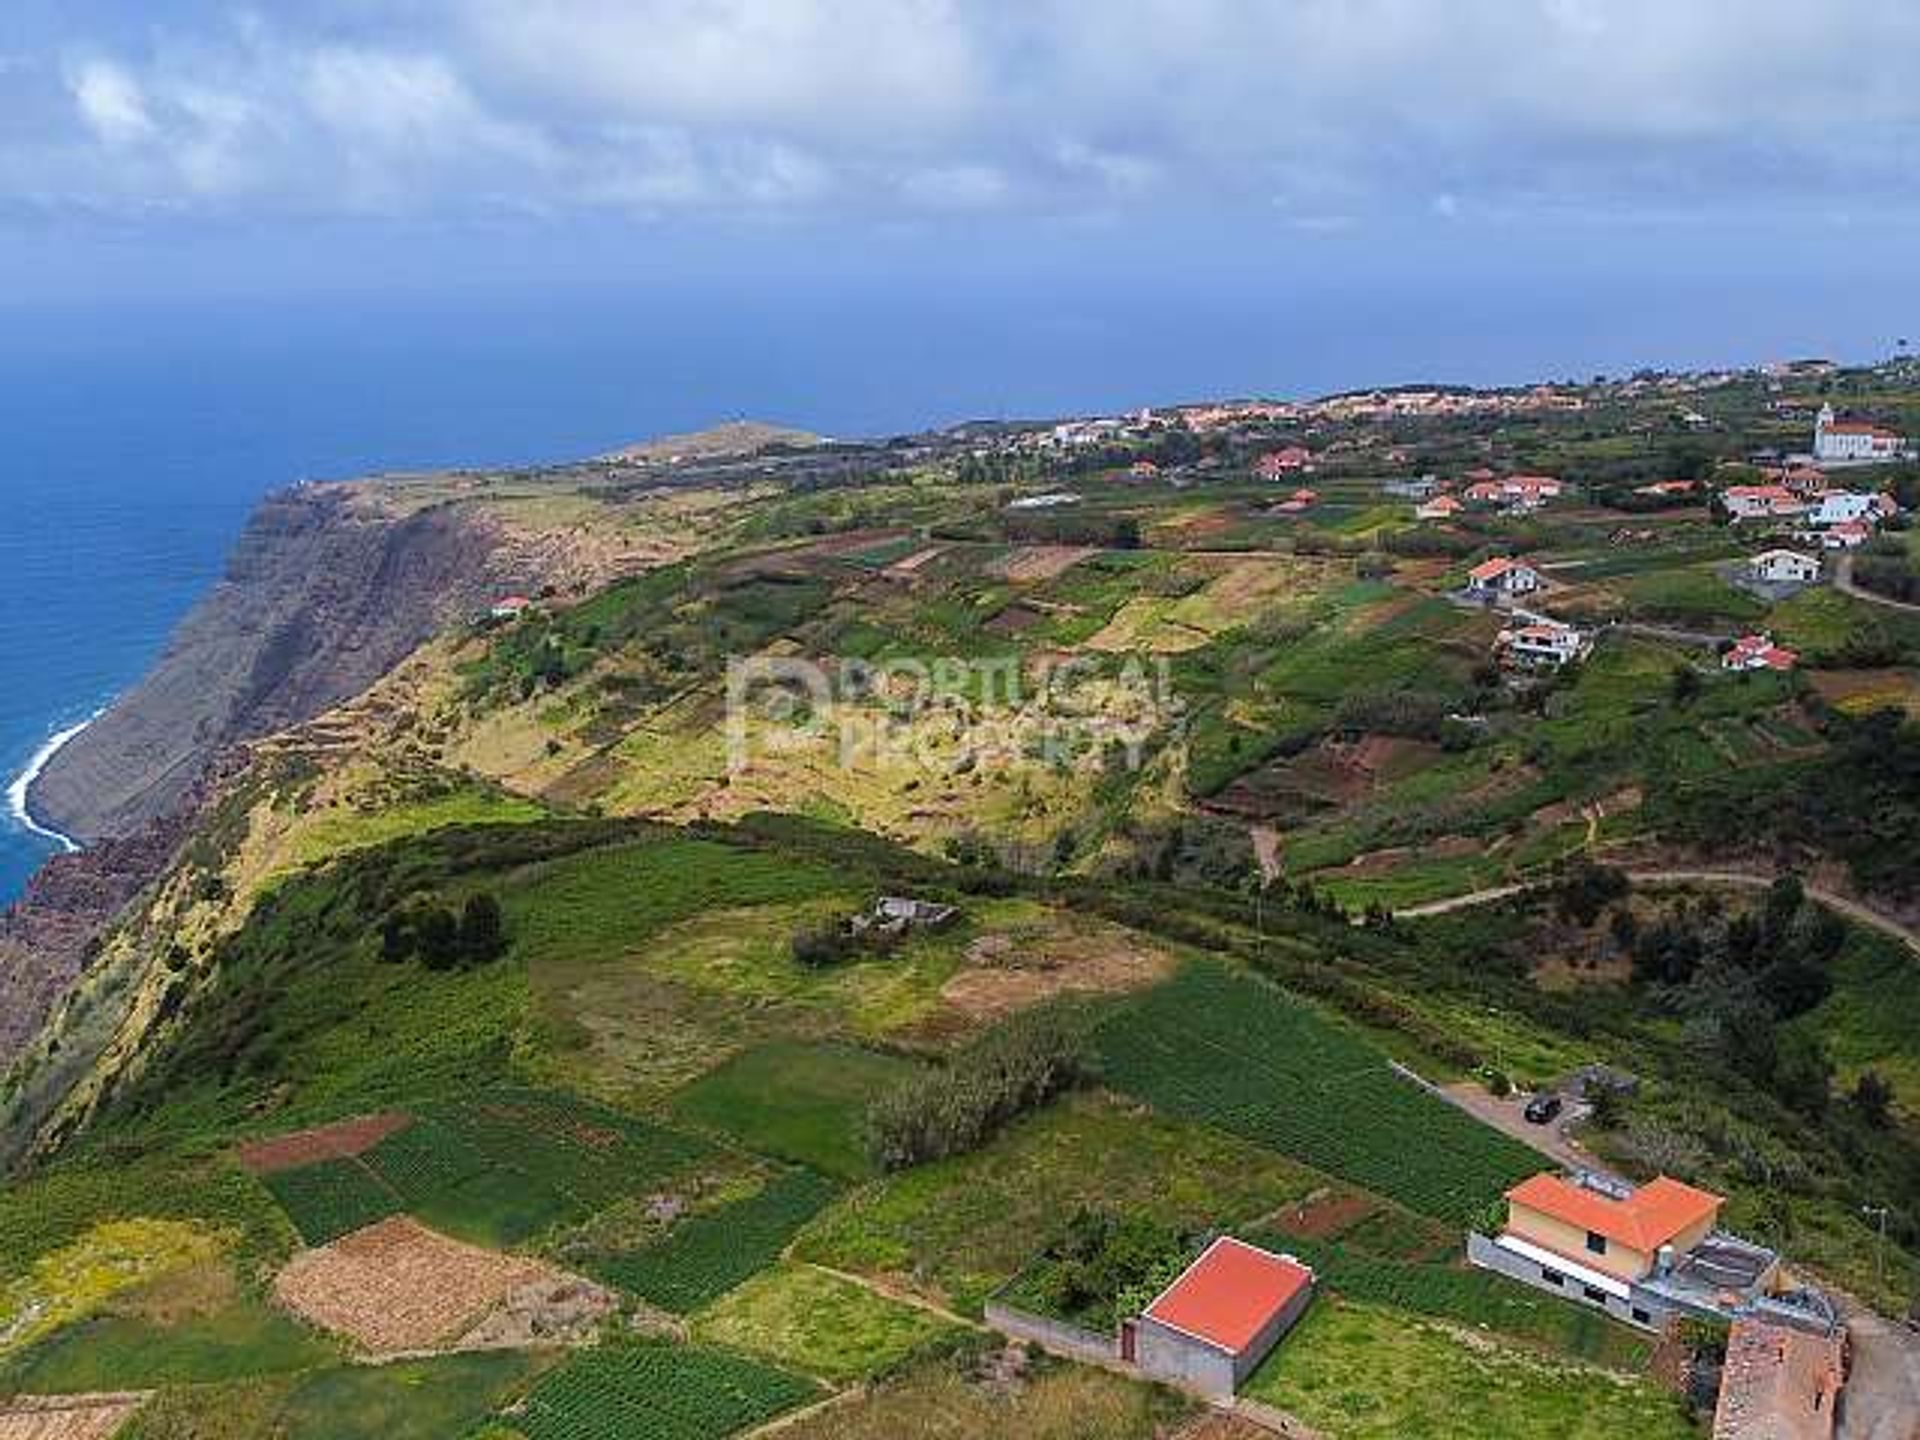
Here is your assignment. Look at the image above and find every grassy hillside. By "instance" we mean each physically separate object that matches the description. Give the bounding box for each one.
[5,363,1920,1434]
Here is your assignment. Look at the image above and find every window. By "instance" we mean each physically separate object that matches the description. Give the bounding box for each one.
[1631,1307,1652,1325]
[1583,1285,1608,1304]
[1541,1269,1565,1288]
[1585,1231,1607,1255]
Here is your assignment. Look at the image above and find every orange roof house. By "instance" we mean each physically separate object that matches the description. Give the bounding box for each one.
[1128,1238,1315,1397]
[1474,1169,1787,1332]
[1507,1174,1722,1268]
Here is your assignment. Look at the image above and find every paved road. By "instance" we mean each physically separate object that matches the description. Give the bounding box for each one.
[1395,869,1920,958]
[1837,554,1920,614]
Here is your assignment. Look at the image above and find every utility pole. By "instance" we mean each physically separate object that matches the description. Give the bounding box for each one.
[1862,1203,1891,1294]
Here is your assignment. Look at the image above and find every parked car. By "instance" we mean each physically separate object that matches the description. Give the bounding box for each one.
[1523,1094,1563,1125]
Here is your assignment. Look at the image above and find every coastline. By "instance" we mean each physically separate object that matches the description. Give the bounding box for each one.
[5,714,97,856]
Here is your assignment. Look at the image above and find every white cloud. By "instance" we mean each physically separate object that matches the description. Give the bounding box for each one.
[67,59,154,146]
[11,1,1920,224]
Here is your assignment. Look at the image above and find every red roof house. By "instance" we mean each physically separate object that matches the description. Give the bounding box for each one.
[1466,556,1543,596]
[1257,447,1315,478]
[1724,634,1799,672]
[1128,1237,1315,1397]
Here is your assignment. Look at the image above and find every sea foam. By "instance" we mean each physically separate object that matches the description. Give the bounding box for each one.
[5,715,95,855]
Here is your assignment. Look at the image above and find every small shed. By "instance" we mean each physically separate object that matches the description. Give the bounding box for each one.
[1125,1237,1314,1397]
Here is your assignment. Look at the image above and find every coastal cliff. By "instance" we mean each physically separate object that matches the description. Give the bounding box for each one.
[27,482,542,843]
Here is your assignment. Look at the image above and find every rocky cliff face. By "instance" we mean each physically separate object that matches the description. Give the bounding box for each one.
[28,483,540,843]
[0,819,183,1070]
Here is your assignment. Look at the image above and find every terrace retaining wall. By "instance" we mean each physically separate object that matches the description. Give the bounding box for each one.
[983,1299,1117,1365]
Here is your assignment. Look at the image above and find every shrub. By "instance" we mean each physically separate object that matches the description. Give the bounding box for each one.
[866,1007,1093,1171]
[458,892,507,965]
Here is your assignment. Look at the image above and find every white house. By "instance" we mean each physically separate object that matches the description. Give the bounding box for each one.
[1464,475,1563,511]
[1748,550,1821,586]
[1722,485,1804,521]
[1810,490,1878,528]
[1497,618,1589,668]
[1821,520,1873,550]
[1814,404,1905,463]
[1466,557,1543,597]
[1417,494,1462,521]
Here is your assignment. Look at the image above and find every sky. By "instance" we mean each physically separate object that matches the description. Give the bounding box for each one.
[3,1,1919,399]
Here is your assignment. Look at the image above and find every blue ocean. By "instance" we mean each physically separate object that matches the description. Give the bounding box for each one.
[0,279,1896,902]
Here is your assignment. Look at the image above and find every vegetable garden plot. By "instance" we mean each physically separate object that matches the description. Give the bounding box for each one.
[355,1090,711,1243]
[584,1168,839,1313]
[510,1339,819,1440]
[1096,964,1540,1224]
[261,1157,401,1246]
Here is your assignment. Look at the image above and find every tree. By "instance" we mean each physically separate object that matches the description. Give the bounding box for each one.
[1670,666,1702,707]
[415,906,461,971]
[1851,1070,1895,1129]
[1586,1082,1625,1130]
[1770,1029,1833,1116]
[380,911,415,963]
[457,892,507,966]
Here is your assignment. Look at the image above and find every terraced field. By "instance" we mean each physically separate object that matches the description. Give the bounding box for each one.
[1097,964,1541,1223]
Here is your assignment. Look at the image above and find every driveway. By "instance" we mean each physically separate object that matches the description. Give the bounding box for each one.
[1838,1297,1920,1440]
[1439,1082,1599,1174]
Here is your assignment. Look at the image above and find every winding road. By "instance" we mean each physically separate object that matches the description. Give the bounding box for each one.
[1393,869,1920,957]
[1836,553,1920,614]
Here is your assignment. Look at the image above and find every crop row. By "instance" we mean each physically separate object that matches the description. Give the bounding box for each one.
[359,1089,710,1223]
[510,1339,818,1440]
[261,1157,401,1246]
[1096,964,1540,1224]
[587,1168,840,1313]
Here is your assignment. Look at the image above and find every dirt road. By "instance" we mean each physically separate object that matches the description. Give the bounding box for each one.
[1395,869,1920,958]
[1838,1298,1920,1440]
[1837,554,1920,615]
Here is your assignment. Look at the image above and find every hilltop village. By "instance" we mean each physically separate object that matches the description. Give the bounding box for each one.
[2,358,1919,1439]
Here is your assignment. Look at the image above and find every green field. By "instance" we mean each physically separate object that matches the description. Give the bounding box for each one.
[796,1092,1332,1316]
[0,1262,337,1392]
[260,1159,401,1247]
[505,836,845,972]
[1245,1298,1695,1440]
[119,1350,558,1440]
[505,1339,820,1440]
[668,1041,918,1179]
[772,1348,1190,1439]
[1242,1234,1649,1371]
[584,1167,840,1313]
[692,1262,959,1382]
[1096,964,1542,1223]
[361,1089,711,1247]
